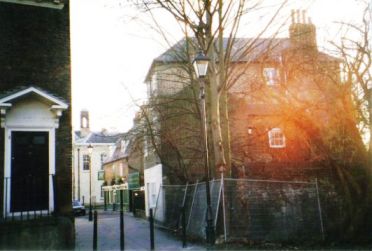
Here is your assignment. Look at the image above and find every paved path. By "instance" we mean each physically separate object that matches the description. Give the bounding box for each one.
[75,210,205,251]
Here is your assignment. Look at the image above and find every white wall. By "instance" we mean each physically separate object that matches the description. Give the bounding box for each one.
[73,144,116,205]
[144,164,164,220]
[5,98,56,128]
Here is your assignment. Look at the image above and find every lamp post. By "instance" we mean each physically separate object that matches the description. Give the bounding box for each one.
[88,144,93,221]
[193,51,215,245]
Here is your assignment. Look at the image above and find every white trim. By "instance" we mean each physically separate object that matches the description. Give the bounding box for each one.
[75,143,117,147]
[3,128,56,217]
[0,0,64,9]
[268,127,286,148]
[263,67,280,86]
[0,87,68,109]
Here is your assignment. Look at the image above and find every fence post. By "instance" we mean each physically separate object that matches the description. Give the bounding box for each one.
[93,210,98,250]
[315,178,325,240]
[4,178,8,221]
[149,208,155,250]
[120,189,125,251]
[52,175,57,216]
[221,172,227,242]
[187,180,198,230]
[182,206,187,248]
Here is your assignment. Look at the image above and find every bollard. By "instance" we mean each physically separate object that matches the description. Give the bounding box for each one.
[120,190,125,251]
[113,199,116,211]
[82,196,85,206]
[149,208,155,250]
[93,211,98,251]
[104,191,107,211]
[182,206,187,248]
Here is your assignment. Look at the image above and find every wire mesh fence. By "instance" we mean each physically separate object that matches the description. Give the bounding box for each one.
[223,178,322,242]
[154,178,323,242]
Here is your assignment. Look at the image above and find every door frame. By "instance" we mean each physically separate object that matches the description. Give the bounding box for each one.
[3,127,55,217]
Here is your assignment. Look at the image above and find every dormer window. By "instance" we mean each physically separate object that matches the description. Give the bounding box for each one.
[263,68,280,86]
[120,140,129,153]
[268,128,285,148]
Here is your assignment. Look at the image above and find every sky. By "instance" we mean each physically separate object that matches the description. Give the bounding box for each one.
[70,0,364,133]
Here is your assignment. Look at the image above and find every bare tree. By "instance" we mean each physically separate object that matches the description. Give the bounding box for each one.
[129,0,296,177]
[331,2,372,165]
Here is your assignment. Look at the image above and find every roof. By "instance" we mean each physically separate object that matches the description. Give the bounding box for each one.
[102,127,142,165]
[0,0,65,9]
[0,85,68,109]
[103,135,129,164]
[145,37,341,82]
[75,131,123,145]
[153,37,290,63]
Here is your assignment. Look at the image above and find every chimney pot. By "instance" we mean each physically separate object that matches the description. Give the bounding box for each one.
[291,9,295,24]
[302,10,306,23]
[296,9,300,23]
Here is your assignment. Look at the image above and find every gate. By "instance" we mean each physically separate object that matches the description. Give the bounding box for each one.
[132,189,145,217]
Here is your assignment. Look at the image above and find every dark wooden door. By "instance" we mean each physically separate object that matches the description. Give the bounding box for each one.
[11,131,49,212]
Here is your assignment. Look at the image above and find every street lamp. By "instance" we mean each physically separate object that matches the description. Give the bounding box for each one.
[88,144,93,221]
[193,51,215,245]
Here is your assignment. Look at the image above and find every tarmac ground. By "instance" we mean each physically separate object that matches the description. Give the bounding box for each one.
[75,210,205,251]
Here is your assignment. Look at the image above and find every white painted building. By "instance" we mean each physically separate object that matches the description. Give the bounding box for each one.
[72,111,121,205]
[144,164,164,220]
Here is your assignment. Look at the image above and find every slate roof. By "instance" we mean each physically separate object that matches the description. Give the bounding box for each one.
[102,139,128,164]
[102,127,141,165]
[146,37,341,81]
[153,38,290,64]
[0,85,67,104]
[0,0,66,9]
[75,131,123,144]
[0,85,69,110]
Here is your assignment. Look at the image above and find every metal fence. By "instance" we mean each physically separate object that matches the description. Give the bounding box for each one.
[2,174,55,221]
[154,177,324,242]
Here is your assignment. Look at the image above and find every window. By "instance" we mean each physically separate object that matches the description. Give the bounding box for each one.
[268,128,286,148]
[100,153,107,164]
[101,185,104,198]
[119,163,123,177]
[83,154,90,170]
[263,68,280,86]
[82,117,88,128]
[150,74,158,96]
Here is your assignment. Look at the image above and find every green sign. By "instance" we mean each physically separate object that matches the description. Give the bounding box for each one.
[97,171,104,181]
[128,172,140,189]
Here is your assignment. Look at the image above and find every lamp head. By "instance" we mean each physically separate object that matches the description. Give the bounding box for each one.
[193,50,210,78]
[88,144,93,155]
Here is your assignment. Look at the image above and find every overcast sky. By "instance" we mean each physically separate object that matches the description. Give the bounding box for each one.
[70,0,363,133]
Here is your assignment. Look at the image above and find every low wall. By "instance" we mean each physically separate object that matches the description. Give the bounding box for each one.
[0,216,75,250]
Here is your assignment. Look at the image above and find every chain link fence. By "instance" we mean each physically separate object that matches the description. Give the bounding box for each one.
[154,178,323,242]
[222,178,323,242]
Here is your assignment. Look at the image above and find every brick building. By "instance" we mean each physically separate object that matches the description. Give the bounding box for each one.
[0,0,73,249]
[143,10,365,185]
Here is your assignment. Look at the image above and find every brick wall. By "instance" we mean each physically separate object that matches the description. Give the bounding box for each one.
[0,2,73,249]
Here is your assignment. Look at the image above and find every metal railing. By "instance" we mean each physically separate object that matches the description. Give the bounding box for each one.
[2,174,55,221]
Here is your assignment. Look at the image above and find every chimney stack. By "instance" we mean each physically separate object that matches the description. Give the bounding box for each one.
[289,9,317,50]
